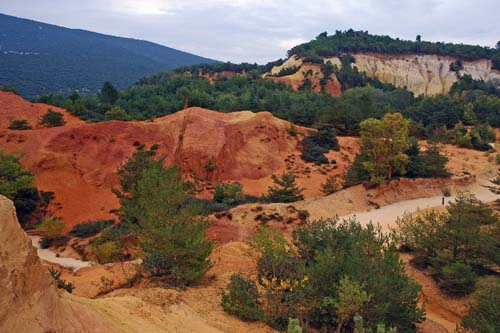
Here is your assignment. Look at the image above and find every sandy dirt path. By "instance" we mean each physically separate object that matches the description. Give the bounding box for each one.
[341,180,499,229]
[29,235,92,271]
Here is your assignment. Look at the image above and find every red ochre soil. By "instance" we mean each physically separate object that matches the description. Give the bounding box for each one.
[0,91,353,228]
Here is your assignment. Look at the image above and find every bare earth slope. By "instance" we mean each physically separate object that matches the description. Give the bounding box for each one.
[0,194,275,333]
[0,195,118,332]
[0,91,310,227]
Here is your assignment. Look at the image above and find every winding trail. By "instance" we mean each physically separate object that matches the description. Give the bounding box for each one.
[341,180,499,229]
[29,235,92,271]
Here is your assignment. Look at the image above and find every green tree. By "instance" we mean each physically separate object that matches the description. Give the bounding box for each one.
[119,159,213,286]
[100,81,119,105]
[395,192,500,294]
[461,277,500,333]
[105,105,128,120]
[40,110,66,127]
[293,218,424,331]
[0,150,35,199]
[360,113,410,183]
[463,103,477,125]
[266,172,304,203]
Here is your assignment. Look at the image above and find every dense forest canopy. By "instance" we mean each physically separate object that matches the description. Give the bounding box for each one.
[288,30,500,69]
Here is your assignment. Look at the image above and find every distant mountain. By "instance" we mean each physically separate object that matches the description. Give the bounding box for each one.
[0,13,217,97]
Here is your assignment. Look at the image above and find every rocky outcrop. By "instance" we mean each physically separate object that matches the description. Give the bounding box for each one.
[0,92,305,227]
[269,54,500,96]
[0,195,117,332]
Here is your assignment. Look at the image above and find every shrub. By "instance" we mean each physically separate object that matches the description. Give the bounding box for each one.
[266,172,304,203]
[442,187,451,197]
[0,84,18,94]
[461,277,500,333]
[221,273,264,322]
[287,318,302,333]
[70,219,114,238]
[439,262,477,296]
[8,119,31,130]
[48,267,75,293]
[104,105,128,120]
[92,240,121,264]
[249,219,423,331]
[213,182,245,205]
[321,175,340,195]
[40,110,66,127]
[288,124,298,137]
[205,159,217,173]
[37,216,65,239]
[300,125,339,165]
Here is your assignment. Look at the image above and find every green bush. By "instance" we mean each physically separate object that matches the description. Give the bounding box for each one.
[461,277,500,333]
[40,110,66,127]
[92,240,121,264]
[439,262,477,296]
[213,182,245,205]
[8,119,31,130]
[248,218,423,331]
[48,267,75,293]
[70,219,114,238]
[266,172,304,203]
[221,273,264,322]
[301,125,339,165]
[321,175,340,195]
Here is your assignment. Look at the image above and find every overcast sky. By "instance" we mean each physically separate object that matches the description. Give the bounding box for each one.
[0,0,499,63]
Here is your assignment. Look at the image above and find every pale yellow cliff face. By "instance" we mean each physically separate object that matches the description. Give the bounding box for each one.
[351,53,500,96]
[271,53,500,96]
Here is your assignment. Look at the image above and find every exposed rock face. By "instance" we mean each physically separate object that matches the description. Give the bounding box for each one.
[0,195,115,332]
[0,92,303,227]
[269,54,500,96]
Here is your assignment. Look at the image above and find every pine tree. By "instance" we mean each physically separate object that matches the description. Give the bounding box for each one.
[266,172,304,203]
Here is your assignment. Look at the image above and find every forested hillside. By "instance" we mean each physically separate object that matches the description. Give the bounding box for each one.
[0,13,216,97]
[288,29,500,68]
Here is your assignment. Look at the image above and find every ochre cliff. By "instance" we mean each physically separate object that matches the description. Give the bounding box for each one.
[0,195,118,332]
[0,92,304,227]
[269,54,500,96]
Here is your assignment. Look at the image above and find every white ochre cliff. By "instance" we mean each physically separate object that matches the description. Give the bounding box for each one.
[271,54,500,96]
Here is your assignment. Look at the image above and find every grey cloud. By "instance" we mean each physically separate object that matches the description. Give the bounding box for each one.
[0,0,498,63]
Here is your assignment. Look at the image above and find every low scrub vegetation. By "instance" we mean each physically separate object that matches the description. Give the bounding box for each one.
[300,124,340,164]
[221,273,264,322]
[70,219,114,238]
[222,219,423,332]
[40,110,66,127]
[395,192,500,296]
[48,267,75,293]
[8,119,31,130]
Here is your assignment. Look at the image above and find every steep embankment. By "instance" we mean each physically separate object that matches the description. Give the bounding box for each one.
[0,194,275,332]
[267,54,500,96]
[0,195,117,332]
[0,91,354,227]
